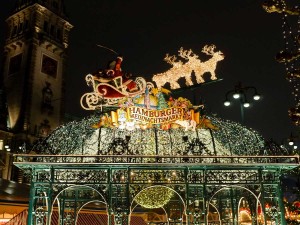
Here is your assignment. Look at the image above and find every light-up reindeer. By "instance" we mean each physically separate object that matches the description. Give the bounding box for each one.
[178,47,201,81]
[152,54,192,89]
[178,45,224,83]
[152,45,224,89]
[195,45,224,83]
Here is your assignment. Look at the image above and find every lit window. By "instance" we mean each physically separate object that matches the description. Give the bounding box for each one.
[0,140,3,150]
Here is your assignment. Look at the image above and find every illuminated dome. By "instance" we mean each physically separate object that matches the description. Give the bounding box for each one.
[32,113,278,162]
[16,44,295,225]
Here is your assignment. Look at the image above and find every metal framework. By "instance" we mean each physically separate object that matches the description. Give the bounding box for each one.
[13,114,300,225]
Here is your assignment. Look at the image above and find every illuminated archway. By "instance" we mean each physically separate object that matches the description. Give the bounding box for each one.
[207,185,262,225]
[49,185,107,225]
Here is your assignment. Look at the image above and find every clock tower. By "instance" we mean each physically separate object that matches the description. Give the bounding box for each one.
[2,0,73,141]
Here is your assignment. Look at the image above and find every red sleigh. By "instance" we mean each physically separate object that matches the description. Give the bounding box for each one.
[80,74,152,110]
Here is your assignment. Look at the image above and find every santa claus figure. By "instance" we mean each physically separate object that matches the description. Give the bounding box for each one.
[106,55,137,92]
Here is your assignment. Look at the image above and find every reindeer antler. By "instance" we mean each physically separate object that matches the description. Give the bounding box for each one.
[178,47,194,59]
[164,53,183,68]
[164,54,178,65]
[202,45,216,55]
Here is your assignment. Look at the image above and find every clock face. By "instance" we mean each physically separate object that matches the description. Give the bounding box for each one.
[41,54,58,77]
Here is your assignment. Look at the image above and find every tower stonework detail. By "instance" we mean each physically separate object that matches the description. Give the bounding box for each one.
[2,0,73,137]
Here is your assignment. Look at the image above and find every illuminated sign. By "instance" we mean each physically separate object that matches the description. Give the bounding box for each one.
[127,106,184,124]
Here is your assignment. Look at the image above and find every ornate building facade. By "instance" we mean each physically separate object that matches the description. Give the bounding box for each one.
[0,0,72,181]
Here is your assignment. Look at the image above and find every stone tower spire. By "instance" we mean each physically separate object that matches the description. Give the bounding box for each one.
[13,0,68,18]
[2,0,73,139]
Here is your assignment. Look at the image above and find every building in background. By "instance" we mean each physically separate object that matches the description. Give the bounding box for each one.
[0,0,72,183]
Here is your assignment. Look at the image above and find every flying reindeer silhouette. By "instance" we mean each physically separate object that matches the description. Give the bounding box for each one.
[152,44,224,89]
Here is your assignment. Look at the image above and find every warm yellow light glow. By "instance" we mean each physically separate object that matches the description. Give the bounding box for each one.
[135,186,174,209]
[152,45,224,89]
[262,1,300,15]
[0,140,3,150]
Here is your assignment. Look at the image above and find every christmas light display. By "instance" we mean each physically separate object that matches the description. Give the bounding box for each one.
[32,113,270,160]
[81,45,224,110]
[263,0,300,126]
[16,45,298,225]
[134,186,174,209]
[152,45,224,89]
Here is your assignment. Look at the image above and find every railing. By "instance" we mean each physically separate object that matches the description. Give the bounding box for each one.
[13,154,300,167]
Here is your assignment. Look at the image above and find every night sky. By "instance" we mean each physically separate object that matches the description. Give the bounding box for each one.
[0,0,298,143]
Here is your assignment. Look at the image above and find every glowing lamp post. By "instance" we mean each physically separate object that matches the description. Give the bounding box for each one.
[287,133,299,153]
[223,82,260,124]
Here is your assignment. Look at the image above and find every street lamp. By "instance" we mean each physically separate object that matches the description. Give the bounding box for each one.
[280,133,299,154]
[223,82,261,124]
[288,133,299,150]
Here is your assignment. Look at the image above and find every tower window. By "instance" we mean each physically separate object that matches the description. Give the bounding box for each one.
[43,21,48,32]
[8,54,22,75]
[24,20,29,31]
[53,1,59,9]
[50,25,55,36]
[56,28,61,40]
[41,54,58,77]
[11,26,17,37]
[18,22,23,34]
